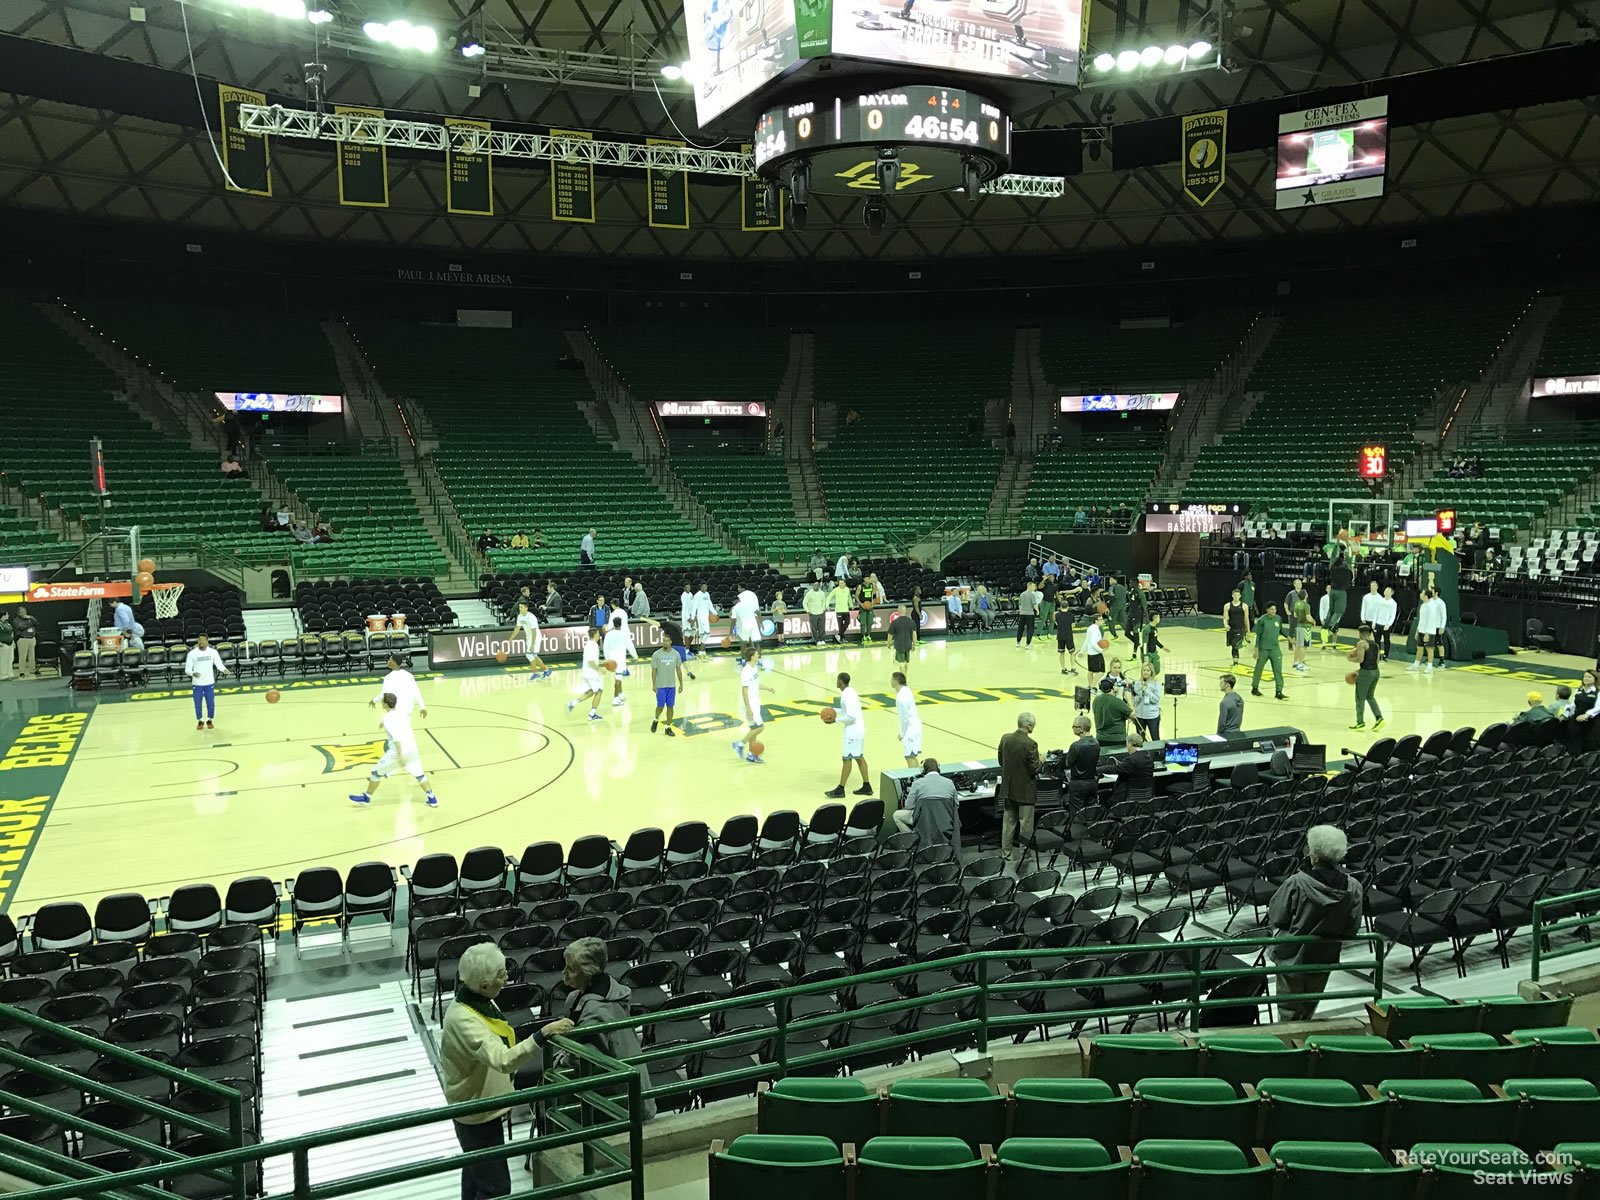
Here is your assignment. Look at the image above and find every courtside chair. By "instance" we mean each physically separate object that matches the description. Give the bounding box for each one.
[92,894,155,945]
[458,846,510,895]
[163,884,223,937]
[665,821,710,868]
[1255,1077,1388,1147]
[707,1134,847,1200]
[1498,1077,1600,1149]
[402,853,460,903]
[756,1078,880,1145]
[844,800,884,842]
[565,835,613,881]
[855,1136,992,1200]
[995,1139,1130,1200]
[1131,1139,1275,1200]
[512,842,563,896]
[286,868,342,947]
[1269,1140,1424,1200]
[26,903,92,954]
[883,1080,1005,1150]
[616,828,665,874]
[341,862,398,944]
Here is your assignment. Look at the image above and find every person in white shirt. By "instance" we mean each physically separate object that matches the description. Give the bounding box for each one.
[731,587,762,653]
[1084,618,1106,691]
[514,602,550,680]
[184,633,229,731]
[566,628,607,721]
[689,584,716,658]
[946,589,964,632]
[731,646,773,764]
[824,671,872,799]
[373,653,427,719]
[1372,585,1398,661]
[1358,581,1381,641]
[893,670,922,767]
[834,553,850,582]
[1410,587,1447,673]
[679,586,697,657]
[580,527,596,568]
[601,615,636,707]
[351,692,438,808]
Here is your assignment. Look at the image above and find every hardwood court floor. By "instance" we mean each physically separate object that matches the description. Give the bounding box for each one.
[12,622,1589,913]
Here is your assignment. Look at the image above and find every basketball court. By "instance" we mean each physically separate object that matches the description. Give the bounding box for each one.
[2,619,1586,915]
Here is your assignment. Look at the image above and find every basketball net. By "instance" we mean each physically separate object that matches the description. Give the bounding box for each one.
[153,582,184,620]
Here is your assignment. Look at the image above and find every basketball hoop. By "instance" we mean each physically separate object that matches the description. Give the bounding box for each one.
[153,582,184,620]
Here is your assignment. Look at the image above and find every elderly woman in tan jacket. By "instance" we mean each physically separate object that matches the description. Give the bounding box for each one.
[441,942,573,1200]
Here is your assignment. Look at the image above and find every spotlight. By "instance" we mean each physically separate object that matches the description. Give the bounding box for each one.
[1163,43,1186,64]
[659,63,683,79]
[1187,39,1212,57]
[785,161,810,206]
[1116,49,1141,71]
[362,19,388,40]
[363,18,438,50]
[460,40,485,57]
[1140,45,1163,66]
[874,146,900,193]
[242,0,306,16]
[306,7,333,23]
[863,196,887,237]
[789,197,807,231]
[960,156,982,203]
[1092,51,1115,71]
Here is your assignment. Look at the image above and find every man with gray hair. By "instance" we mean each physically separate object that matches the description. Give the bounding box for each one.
[561,938,658,1122]
[996,711,1041,864]
[441,943,574,1199]
[1267,824,1362,1021]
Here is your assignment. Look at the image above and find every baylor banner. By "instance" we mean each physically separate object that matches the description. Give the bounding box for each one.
[218,84,271,196]
[646,138,690,229]
[740,147,783,232]
[334,105,388,208]
[1180,108,1226,206]
[551,130,596,223]
[444,118,493,215]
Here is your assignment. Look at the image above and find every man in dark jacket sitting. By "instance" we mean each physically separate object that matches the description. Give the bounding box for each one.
[1267,824,1362,1021]
[1107,730,1153,804]
[892,758,962,854]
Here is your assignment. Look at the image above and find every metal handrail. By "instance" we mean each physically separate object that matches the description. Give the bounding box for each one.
[1529,885,1600,981]
[559,932,1385,1107]
[0,1029,645,1200]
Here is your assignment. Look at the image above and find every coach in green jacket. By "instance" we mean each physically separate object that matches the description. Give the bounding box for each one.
[1107,576,1127,637]
[1252,601,1287,700]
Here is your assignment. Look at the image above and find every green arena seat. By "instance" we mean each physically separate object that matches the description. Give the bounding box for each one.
[1555,1143,1600,1199]
[1538,285,1600,376]
[1131,1138,1275,1200]
[1306,1034,1422,1085]
[1507,1027,1600,1084]
[589,324,790,406]
[1378,1077,1517,1148]
[1269,1140,1424,1200]
[1405,1143,1566,1199]
[994,1138,1129,1200]
[1038,309,1262,389]
[1019,443,1163,532]
[1087,1033,1199,1086]
[1410,1032,1539,1088]
[707,1134,847,1200]
[1368,996,1478,1040]
[1196,1033,1310,1089]
[1471,995,1574,1037]
[1132,1076,1257,1148]
[1255,1076,1387,1147]
[882,1079,1004,1150]
[854,1136,990,1200]
[757,1077,879,1146]
[1499,1077,1600,1149]
[1006,1078,1131,1149]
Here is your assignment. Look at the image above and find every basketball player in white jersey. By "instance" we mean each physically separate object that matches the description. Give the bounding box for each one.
[372,653,427,719]
[351,692,438,807]
[566,627,606,721]
[514,601,550,680]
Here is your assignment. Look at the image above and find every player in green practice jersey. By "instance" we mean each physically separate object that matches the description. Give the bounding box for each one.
[1251,602,1288,700]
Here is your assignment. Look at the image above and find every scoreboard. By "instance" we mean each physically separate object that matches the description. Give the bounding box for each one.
[754,86,1010,171]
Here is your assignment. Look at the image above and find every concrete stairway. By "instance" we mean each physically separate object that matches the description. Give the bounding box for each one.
[399,459,480,591]
[983,456,1033,535]
[566,329,656,456]
[322,320,396,442]
[1441,293,1563,450]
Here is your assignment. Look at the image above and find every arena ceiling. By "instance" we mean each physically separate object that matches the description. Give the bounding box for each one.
[0,0,1596,263]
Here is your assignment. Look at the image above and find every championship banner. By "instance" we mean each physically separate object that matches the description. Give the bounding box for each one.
[218,84,271,197]
[1180,108,1226,206]
[550,130,596,223]
[444,118,493,216]
[741,147,784,232]
[334,105,389,208]
[646,137,690,229]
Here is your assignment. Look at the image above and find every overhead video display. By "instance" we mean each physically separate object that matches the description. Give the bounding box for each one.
[1276,96,1388,210]
[830,0,1083,88]
[685,0,802,126]
[216,392,345,413]
[1060,392,1179,413]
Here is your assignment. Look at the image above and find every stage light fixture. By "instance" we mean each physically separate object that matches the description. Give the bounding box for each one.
[1115,49,1141,71]
[1163,43,1186,64]
[1188,39,1212,57]
[306,8,333,23]
[659,63,683,79]
[874,147,901,193]
[961,156,982,203]
[786,160,810,206]
[363,18,438,50]
[789,197,807,230]
[1140,45,1163,66]
[863,196,887,237]
[460,40,485,57]
[1092,51,1115,71]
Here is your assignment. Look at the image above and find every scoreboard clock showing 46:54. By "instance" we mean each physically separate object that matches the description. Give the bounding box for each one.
[753,84,1013,211]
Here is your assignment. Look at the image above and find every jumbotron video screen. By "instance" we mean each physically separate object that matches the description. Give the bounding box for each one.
[685,0,801,124]
[830,0,1084,87]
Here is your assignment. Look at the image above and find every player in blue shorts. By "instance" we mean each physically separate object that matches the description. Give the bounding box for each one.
[647,617,696,681]
[649,632,687,736]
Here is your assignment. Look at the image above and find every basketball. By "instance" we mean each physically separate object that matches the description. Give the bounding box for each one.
[1345,672,1358,685]
[135,570,155,591]
[265,689,281,704]
[1098,638,1111,650]
[604,660,618,672]
[820,706,838,724]
[137,557,157,575]
[721,635,731,647]
[495,651,508,664]
[749,737,765,756]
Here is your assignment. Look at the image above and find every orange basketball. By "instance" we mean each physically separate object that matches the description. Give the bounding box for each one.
[820,706,838,724]
[1096,601,1109,616]
[495,651,508,664]
[1098,638,1111,650]
[265,689,282,704]
[749,737,765,756]
[137,557,157,575]
[721,635,731,647]
[135,571,155,591]
[1344,672,1357,685]
[604,660,618,672]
